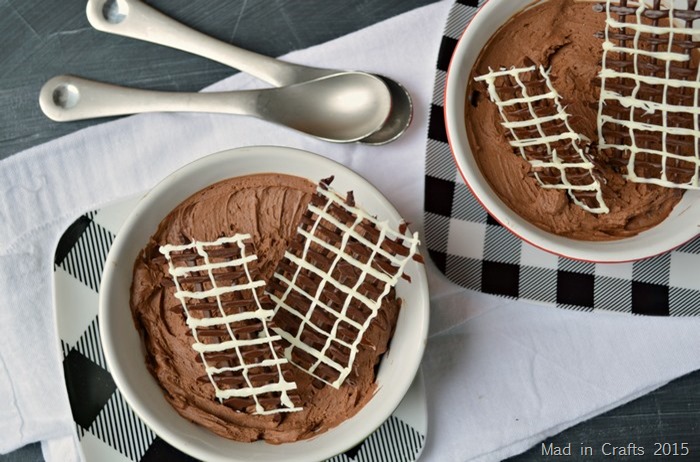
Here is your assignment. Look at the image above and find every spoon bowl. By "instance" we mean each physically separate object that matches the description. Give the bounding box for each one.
[86,0,412,145]
[39,73,392,144]
[360,76,413,145]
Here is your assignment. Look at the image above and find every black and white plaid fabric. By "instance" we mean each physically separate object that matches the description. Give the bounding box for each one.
[424,0,700,317]
[54,205,425,462]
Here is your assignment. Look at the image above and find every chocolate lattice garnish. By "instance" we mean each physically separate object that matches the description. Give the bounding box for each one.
[267,179,421,389]
[159,235,301,415]
[594,0,700,189]
[474,64,609,214]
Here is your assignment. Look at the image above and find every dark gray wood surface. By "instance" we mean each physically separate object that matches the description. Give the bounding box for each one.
[1,0,698,460]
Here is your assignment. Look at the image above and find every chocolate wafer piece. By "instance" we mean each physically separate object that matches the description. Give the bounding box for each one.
[595,0,700,190]
[159,234,302,415]
[268,178,421,389]
[474,64,610,214]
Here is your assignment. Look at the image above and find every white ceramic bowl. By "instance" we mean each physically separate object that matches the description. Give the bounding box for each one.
[98,146,429,462]
[445,0,700,263]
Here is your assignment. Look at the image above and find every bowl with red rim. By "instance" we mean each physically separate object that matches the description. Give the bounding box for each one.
[444,0,700,263]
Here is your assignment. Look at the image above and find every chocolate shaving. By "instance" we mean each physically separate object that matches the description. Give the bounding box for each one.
[160,236,301,415]
[594,0,700,189]
[268,185,421,388]
[320,176,334,190]
[345,190,356,208]
[475,64,608,213]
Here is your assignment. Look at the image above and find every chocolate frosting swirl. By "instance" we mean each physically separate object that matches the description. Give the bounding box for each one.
[130,173,400,443]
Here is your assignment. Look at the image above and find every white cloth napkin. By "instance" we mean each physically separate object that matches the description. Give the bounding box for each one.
[1,1,699,461]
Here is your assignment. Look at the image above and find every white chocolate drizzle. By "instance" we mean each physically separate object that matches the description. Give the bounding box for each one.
[269,185,421,389]
[160,235,301,415]
[597,0,700,190]
[475,66,610,214]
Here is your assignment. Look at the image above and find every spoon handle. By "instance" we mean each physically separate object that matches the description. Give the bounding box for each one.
[86,0,333,87]
[39,75,258,122]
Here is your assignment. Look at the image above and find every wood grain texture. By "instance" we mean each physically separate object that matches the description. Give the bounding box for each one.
[0,0,436,159]
[0,0,698,461]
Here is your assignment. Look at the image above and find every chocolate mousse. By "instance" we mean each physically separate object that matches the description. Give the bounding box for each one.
[466,0,697,240]
[130,173,416,443]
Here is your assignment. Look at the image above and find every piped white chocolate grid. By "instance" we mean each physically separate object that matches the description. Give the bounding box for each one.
[269,185,420,389]
[475,65,609,214]
[160,235,301,415]
[597,0,700,189]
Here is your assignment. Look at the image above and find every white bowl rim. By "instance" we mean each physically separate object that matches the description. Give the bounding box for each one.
[98,145,429,462]
[444,0,700,263]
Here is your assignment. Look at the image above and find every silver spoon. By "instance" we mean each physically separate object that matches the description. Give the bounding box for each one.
[38,73,392,144]
[85,0,413,145]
